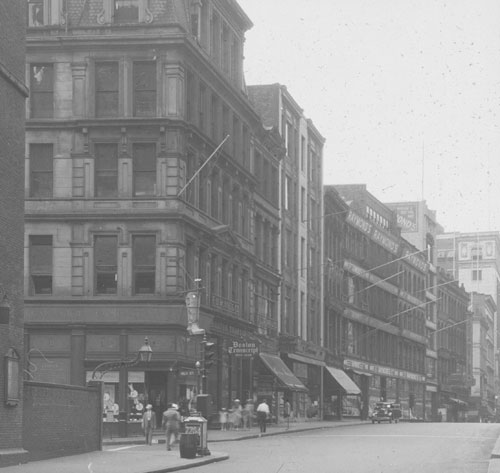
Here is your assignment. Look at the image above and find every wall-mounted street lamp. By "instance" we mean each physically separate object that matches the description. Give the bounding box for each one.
[91,337,153,380]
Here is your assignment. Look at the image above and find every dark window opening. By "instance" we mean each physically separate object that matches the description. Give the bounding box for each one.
[94,143,118,197]
[95,236,118,294]
[114,0,139,23]
[95,62,119,117]
[133,143,156,196]
[30,64,53,118]
[133,235,156,294]
[30,235,53,295]
[30,143,53,197]
[133,62,156,117]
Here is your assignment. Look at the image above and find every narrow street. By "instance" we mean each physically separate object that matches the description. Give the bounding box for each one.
[201,423,500,473]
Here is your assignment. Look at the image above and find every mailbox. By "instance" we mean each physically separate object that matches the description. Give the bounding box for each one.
[183,415,210,456]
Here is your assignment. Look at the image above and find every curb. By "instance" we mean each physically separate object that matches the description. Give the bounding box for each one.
[491,435,500,459]
[144,454,229,473]
[208,422,365,442]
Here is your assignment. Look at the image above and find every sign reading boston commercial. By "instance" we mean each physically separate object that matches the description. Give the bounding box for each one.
[227,340,259,357]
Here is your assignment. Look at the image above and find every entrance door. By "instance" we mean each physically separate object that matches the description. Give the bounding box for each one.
[147,372,167,421]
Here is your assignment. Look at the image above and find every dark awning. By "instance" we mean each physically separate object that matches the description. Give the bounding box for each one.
[324,366,361,395]
[259,353,308,393]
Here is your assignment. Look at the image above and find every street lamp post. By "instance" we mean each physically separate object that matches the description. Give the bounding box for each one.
[195,360,202,395]
[91,337,153,380]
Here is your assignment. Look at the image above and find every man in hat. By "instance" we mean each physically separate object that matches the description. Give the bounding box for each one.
[142,404,157,445]
[162,403,181,451]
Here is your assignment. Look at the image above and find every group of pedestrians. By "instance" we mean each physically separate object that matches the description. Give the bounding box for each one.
[141,403,182,450]
[142,397,282,447]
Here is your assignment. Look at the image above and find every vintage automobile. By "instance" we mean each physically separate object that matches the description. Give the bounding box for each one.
[371,402,402,424]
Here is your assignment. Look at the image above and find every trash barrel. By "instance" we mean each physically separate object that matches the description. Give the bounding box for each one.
[179,433,198,459]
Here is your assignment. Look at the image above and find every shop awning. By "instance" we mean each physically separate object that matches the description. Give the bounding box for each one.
[259,353,308,393]
[324,366,361,395]
[287,353,325,367]
[448,397,468,407]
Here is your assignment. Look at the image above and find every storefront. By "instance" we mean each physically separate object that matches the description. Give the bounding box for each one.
[323,366,361,419]
[255,352,308,422]
[344,358,426,420]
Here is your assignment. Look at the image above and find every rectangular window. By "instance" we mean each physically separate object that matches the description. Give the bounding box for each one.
[133,143,156,196]
[30,144,53,197]
[28,0,44,26]
[29,235,53,295]
[95,236,118,294]
[211,94,218,140]
[199,83,206,131]
[133,62,156,117]
[94,143,118,197]
[114,0,139,23]
[133,235,156,294]
[472,270,482,281]
[95,62,119,117]
[30,64,53,118]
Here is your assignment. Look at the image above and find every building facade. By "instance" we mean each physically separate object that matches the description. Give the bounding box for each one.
[385,200,441,419]
[437,231,500,409]
[248,84,325,419]
[332,184,428,420]
[469,293,496,422]
[435,268,471,421]
[0,0,28,465]
[25,0,288,434]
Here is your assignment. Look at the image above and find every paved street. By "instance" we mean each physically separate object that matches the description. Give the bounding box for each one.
[200,423,500,473]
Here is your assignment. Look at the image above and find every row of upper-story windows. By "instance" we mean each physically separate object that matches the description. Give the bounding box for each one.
[28,0,146,27]
[28,1,245,90]
[29,142,159,199]
[29,61,158,119]
[29,233,157,296]
[28,233,255,318]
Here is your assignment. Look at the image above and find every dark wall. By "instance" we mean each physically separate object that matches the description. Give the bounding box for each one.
[0,0,26,461]
[23,381,103,461]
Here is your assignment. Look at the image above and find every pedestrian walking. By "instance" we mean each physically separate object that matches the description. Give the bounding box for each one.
[231,399,242,430]
[142,404,157,445]
[161,403,181,451]
[219,408,228,431]
[283,398,291,430]
[256,399,270,436]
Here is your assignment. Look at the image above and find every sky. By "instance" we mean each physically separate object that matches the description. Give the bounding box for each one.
[237,0,500,233]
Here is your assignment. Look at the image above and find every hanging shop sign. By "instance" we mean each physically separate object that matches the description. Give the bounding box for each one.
[227,340,259,357]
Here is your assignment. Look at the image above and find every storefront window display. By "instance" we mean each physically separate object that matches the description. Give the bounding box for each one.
[86,371,120,420]
[128,371,146,422]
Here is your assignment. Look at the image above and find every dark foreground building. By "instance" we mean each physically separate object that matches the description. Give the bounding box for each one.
[0,0,28,466]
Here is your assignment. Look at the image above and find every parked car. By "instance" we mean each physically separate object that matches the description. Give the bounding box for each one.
[371,402,401,424]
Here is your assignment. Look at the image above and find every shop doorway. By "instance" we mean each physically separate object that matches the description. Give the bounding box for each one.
[147,372,167,421]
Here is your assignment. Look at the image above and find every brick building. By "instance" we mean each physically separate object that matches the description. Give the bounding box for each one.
[331,184,429,420]
[25,0,286,434]
[248,84,325,419]
[0,0,28,466]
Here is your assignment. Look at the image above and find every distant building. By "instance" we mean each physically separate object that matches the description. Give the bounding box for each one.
[0,0,28,466]
[435,268,471,421]
[333,184,428,420]
[385,200,442,419]
[437,231,500,411]
[469,293,496,422]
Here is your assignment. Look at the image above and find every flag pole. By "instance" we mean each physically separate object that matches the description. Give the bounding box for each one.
[177,135,230,198]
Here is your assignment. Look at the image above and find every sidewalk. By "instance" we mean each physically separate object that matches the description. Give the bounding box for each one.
[0,419,366,473]
[102,418,367,447]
